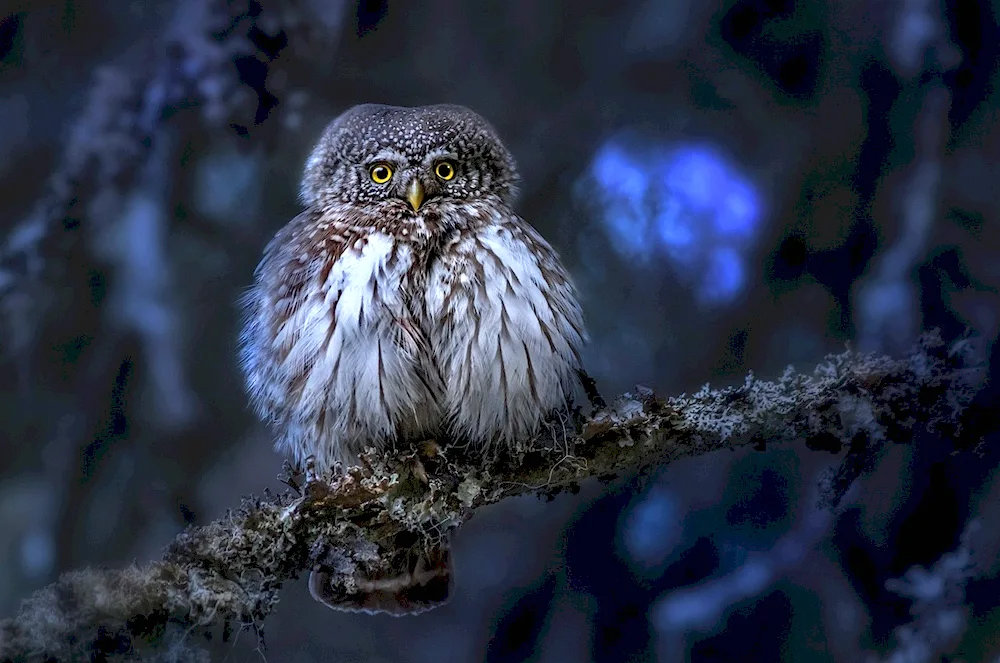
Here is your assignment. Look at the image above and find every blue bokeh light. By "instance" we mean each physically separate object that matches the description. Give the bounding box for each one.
[702,247,745,304]
[585,137,764,305]
[621,487,682,568]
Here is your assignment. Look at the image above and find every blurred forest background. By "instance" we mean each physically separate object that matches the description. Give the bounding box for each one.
[1,0,999,661]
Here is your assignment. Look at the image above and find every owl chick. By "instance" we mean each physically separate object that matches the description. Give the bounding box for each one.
[238,104,587,613]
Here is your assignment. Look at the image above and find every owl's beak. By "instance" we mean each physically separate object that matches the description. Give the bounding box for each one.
[406,178,425,212]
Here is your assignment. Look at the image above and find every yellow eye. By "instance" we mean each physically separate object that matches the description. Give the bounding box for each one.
[435,161,456,181]
[369,163,393,184]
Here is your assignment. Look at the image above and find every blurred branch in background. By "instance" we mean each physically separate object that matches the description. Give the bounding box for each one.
[855,0,961,354]
[653,495,835,659]
[0,0,347,614]
[0,332,989,662]
[874,518,985,663]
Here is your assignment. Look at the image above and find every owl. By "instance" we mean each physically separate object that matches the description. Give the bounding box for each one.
[238,104,588,614]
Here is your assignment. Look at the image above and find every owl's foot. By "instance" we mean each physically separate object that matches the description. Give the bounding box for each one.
[389,439,443,490]
[304,454,319,484]
[277,458,304,495]
[277,455,328,496]
[278,455,334,521]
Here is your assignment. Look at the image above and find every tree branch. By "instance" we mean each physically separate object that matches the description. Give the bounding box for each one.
[0,331,988,661]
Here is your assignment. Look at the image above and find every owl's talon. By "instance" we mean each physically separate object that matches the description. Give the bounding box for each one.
[304,455,319,485]
[411,456,429,485]
[278,459,304,495]
[358,450,376,476]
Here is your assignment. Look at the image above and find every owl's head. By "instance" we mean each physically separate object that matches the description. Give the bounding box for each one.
[300,104,520,213]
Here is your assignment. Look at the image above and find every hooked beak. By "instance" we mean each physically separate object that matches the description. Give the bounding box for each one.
[406,178,425,212]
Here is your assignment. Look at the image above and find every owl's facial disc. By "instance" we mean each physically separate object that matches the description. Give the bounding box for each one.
[299,105,521,210]
[406,178,425,212]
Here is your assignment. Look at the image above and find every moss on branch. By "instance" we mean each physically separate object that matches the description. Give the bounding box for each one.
[0,332,987,661]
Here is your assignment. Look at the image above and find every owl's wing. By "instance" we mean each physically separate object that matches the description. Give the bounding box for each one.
[497,218,588,368]
[238,209,338,426]
[239,209,443,466]
[433,218,587,364]
[428,213,589,448]
[516,221,600,407]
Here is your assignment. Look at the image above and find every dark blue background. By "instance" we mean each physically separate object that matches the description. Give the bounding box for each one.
[0,1,998,661]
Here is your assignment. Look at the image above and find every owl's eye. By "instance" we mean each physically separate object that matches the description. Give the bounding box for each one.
[434,161,456,181]
[369,163,393,184]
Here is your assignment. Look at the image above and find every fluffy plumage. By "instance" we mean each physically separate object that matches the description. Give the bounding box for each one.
[240,104,587,469]
[238,104,587,614]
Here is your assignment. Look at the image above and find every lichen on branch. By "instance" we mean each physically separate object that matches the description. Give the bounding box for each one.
[0,332,986,662]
